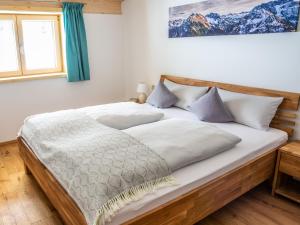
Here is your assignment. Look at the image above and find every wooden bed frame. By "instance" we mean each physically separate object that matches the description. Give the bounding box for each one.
[18,75,300,225]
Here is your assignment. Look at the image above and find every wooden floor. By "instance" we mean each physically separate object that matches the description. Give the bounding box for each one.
[0,143,300,225]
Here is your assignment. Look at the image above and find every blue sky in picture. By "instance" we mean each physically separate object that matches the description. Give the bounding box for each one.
[169,0,300,37]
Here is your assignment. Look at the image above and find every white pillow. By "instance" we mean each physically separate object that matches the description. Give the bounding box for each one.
[94,111,164,130]
[218,89,283,130]
[81,102,164,129]
[164,79,208,110]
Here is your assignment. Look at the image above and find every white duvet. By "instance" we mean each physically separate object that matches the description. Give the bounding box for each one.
[125,119,242,171]
[79,102,164,129]
[21,102,242,173]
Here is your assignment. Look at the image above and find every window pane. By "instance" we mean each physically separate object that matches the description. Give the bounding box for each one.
[0,20,19,73]
[22,20,58,70]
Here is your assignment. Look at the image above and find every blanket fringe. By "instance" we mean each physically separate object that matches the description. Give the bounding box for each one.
[94,176,177,225]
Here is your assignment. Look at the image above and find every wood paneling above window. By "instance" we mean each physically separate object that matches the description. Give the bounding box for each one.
[0,0,124,14]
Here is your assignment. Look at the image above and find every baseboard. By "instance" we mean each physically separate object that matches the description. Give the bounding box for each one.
[0,139,17,147]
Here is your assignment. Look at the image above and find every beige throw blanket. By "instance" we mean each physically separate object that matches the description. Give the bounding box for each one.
[20,110,174,225]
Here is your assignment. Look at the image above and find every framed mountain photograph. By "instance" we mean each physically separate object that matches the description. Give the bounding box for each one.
[169,0,300,38]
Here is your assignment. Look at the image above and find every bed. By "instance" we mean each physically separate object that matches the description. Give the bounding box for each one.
[18,75,300,225]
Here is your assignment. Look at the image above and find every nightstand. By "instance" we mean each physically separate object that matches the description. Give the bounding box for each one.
[272,141,300,203]
[129,98,145,104]
[129,98,139,103]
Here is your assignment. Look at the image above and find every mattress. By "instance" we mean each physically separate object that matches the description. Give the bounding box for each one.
[107,104,288,225]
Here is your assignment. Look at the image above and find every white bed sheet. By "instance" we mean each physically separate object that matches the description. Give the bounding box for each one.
[107,104,288,225]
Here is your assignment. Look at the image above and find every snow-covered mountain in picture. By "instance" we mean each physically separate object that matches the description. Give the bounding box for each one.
[169,0,300,37]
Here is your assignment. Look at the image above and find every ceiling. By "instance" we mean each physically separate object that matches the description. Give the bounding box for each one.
[0,0,124,14]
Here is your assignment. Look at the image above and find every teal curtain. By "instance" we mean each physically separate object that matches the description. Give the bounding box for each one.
[63,2,90,82]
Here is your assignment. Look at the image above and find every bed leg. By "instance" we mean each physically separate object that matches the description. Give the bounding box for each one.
[24,163,31,175]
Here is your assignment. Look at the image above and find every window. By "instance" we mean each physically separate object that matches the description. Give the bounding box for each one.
[0,14,64,79]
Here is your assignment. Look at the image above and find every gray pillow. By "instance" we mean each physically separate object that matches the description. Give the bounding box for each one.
[147,82,178,108]
[190,87,234,123]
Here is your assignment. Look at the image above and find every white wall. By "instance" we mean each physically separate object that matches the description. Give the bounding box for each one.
[0,14,125,142]
[123,0,300,139]
[1,2,299,141]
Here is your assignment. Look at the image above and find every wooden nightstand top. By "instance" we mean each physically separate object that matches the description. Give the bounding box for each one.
[280,141,300,158]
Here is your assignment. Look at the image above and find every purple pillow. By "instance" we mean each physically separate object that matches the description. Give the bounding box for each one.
[189,87,234,123]
[147,82,178,108]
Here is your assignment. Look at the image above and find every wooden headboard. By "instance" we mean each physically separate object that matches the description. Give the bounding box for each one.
[161,75,300,137]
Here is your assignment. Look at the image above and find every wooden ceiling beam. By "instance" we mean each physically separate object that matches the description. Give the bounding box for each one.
[0,0,123,14]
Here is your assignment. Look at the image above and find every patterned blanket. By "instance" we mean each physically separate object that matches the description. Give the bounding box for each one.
[20,110,174,225]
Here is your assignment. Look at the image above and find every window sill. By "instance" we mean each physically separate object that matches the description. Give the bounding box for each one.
[0,73,67,84]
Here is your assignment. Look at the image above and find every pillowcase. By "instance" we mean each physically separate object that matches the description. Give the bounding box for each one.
[81,102,164,129]
[189,87,234,123]
[147,82,178,108]
[217,88,283,130]
[164,79,208,110]
[94,111,164,130]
